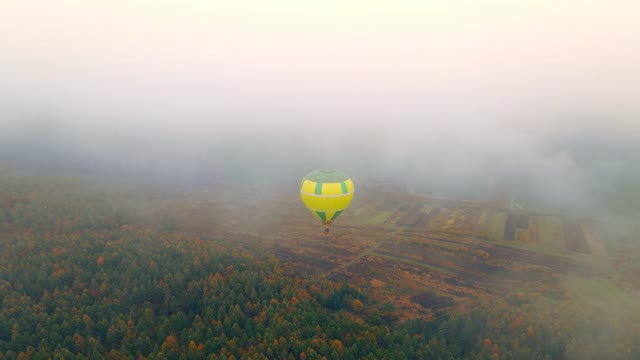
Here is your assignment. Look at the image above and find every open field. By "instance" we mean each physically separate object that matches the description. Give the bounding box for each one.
[166,183,640,319]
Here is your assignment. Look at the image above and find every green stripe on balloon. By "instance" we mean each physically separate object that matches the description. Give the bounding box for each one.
[316,211,326,221]
[340,182,348,194]
[304,169,349,183]
[331,210,343,220]
[314,182,323,195]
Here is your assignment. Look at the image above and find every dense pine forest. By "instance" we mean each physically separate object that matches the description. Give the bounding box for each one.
[1,175,639,359]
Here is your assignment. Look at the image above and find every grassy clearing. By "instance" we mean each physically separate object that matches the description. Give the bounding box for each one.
[597,223,640,258]
[565,276,636,308]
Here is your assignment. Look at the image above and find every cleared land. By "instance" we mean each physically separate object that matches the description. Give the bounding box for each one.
[190,184,619,318]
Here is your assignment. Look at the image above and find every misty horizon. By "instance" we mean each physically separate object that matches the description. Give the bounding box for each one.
[2,0,639,217]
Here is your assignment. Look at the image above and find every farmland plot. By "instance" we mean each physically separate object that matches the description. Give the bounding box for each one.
[504,213,529,241]
[536,215,565,252]
[563,219,591,254]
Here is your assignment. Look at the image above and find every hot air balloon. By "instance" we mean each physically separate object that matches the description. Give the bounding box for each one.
[300,170,354,233]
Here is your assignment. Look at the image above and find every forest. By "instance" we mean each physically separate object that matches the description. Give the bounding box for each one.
[1,175,640,359]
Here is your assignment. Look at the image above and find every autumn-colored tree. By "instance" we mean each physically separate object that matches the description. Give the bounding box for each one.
[161,335,179,352]
[352,299,364,313]
[528,325,535,336]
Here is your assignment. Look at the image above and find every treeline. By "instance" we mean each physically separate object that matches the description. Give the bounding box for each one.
[0,177,639,359]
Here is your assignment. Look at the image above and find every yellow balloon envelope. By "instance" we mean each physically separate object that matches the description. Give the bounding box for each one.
[300,170,354,232]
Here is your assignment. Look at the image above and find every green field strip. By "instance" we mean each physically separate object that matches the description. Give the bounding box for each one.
[354,210,395,226]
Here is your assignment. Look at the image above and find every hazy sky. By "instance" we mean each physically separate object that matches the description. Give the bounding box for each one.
[2,1,639,127]
[1,1,639,210]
